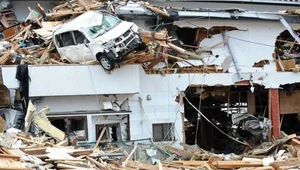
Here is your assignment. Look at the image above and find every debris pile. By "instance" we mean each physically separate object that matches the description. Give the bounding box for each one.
[0,0,227,73]
[0,125,299,169]
[0,102,299,170]
[275,30,300,72]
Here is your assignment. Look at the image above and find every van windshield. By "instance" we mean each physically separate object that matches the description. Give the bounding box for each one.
[85,14,121,39]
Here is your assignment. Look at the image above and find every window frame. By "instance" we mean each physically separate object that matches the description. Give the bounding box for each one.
[49,116,88,141]
[152,123,174,142]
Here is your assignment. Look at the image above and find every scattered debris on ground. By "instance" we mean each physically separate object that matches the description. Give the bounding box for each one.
[0,100,299,169]
[0,120,299,169]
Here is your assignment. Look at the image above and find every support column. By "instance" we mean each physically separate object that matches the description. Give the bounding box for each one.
[86,114,94,142]
[269,89,280,139]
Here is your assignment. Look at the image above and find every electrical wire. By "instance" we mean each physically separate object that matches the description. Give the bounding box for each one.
[228,36,275,48]
[86,65,105,125]
[184,96,247,145]
[145,16,207,29]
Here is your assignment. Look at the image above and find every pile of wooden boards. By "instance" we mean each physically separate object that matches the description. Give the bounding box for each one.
[0,120,299,170]
[163,134,300,170]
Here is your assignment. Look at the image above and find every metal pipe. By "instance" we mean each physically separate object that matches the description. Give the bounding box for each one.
[222,31,243,80]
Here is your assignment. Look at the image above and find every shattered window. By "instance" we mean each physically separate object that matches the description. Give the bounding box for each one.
[153,123,174,142]
[73,31,86,45]
[85,14,120,39]
[60,32,75,47]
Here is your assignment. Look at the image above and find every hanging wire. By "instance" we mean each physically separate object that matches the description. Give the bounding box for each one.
[86,65,105,125]
[193,12,211,151]
[228,36,275,47]
[184,96,247,145]
[145,16,207,29]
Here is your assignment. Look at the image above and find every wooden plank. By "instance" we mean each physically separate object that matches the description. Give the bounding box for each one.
[139,30,167,40]
[56,160,91,168]
[36,3,46,17]
[0,117,6,133]
[275,59,285,71]
[126,161,159,170]
[78,0,90,11]
[0,154,20,160]
[0,44,20,64]
[0,166,28,170]
[3,149,24,158]
[179,143,202,152]
[282,59,296,69]
[56,163,83,169]
[45,158,85,162]
[271,160,300,169]
[94,127,106,149]
[247,91,256,115]
[291,139,300,146]
[11,25,31,41]
[165,145,193,157]
[86,156,108,170]
[147,57,164,69]
[33,107,66,141]
[270,89,280,139]
[39,49,50,64]
[55,139,68,147]
[49,11,84,19]
[211,161,263,168]
[279,90,300,114]
[167,43,186,54]
[145,5,170,17]
[22,147,46,155]
[124,146,137,165]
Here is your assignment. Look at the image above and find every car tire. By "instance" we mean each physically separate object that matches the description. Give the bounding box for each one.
[98,55,115,71]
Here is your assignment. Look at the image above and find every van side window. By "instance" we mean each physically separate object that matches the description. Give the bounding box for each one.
[55,34,63,48]
[73,31,88,45]
[60,32,75,47]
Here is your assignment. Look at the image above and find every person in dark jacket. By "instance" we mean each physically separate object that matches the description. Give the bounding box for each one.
[225,125,244,154]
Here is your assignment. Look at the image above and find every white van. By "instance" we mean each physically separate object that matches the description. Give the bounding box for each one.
[53,11,141,71]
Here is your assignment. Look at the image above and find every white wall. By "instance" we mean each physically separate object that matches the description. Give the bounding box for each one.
[151,1,300,12]
[34,94,131,113]
[174,19,299,74]
[2,65,140,97]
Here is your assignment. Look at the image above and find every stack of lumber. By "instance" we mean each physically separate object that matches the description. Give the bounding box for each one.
[0,119,299,170]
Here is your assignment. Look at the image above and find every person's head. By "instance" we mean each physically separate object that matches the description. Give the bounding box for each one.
[231,125,238,134]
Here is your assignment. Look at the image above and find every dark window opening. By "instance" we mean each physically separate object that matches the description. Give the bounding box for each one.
[49,116,87,141]
[152,123,174,142]
[56,32,75,47]
[73,31,87,45]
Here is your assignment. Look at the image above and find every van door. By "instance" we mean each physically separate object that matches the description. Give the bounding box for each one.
[72,31,94,62]
[55,31,80,62]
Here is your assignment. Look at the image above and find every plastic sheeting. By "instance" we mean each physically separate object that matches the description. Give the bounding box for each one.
[232,113,271,140]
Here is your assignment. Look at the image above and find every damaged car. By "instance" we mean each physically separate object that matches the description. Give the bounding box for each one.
[53,11,142,71]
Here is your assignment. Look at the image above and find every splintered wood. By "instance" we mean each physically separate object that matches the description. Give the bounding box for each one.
[0,0,224,74]
[0,124,300,170]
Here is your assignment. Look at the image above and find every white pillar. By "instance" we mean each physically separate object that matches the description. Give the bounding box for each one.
[87,114,94,142]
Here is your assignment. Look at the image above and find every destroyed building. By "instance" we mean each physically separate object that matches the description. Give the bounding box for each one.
[1,0,300,169]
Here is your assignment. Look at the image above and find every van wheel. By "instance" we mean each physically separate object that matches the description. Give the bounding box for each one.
[98,55,115,71]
